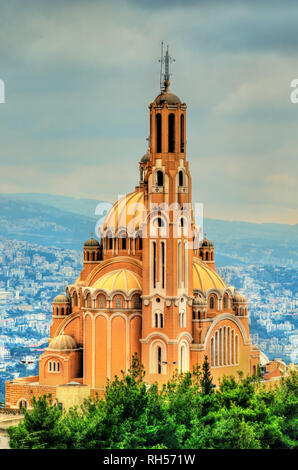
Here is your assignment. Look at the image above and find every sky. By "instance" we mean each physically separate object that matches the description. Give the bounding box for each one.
[0,0,298,224]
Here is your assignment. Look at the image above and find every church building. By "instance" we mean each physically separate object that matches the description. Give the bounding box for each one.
[6,47,263,410]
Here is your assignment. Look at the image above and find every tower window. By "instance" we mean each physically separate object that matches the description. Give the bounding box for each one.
[161,241,165,289]
[179,170,183,186]
[168,113,175,152]
[157,170,164,187]
[109,237,113,250]
[180,114,184,152]
[210,297,214,309]
[156,113,162,153]
[121,236,126,250]
[153,241,156,288]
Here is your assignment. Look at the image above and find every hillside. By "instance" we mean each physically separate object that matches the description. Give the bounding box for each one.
[0,193,297,265]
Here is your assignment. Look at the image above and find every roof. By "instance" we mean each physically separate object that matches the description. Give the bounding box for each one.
[48,334,78,351]
[103,191,145,235]
[154,90,181,106]
[193,260,226,291]
[84,236,100,247]
[53,293,70,303]
[92,269,142,293]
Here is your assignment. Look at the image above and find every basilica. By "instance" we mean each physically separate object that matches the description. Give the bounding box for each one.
[6,49,266,410]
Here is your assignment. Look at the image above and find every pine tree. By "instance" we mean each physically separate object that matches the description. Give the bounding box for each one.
[200,356,214,395]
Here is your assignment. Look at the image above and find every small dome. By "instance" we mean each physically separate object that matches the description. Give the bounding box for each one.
[155,90,181,106]
[141,152,150,163]
[53,293,70,304]
[233,293,247,303]
[201,235,214,247]
[48,334,78,351]
[193,296,207,307]
[84,235,100,247]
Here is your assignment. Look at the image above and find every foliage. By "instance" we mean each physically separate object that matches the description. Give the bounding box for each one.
[7,355,298,450]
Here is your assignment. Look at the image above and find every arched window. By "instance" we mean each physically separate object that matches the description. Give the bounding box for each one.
[210,297,214,309]
[109,237,113,250]
[157,347,162,374]
[179,341,188,373]
[223,296,227,309]
[179,170,183,186]
[156,113,162,152]
[168,113,175,152]
[180,114,184,152]
[152,241,157,288]
[205,252,209,261]
[136,233,143,250]
[161,241,165,289]
[134,295,141,309]
[86,251,90,261]
[156,216,164,227]
[157,170,164,187]
[215,331,218,366]
[73,292,78,307]
[116,297,122,309]
[99,296,104,309]
[178,241,182,288]
[92,251,95,261]
[19,400,27,409]
[160,313,164,328]
[235,335,239,364]
[61,308,64,316]
[121,236,126,250]
[211,337,214,367]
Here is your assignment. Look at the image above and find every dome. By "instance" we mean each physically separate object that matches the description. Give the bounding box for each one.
[84,236,100,247]
[201,235,214,247]
[53,293,70,304]
[154,90,181,106]
[92,269,142,293]
[141,152,150,163]
[233,293,247,303]
[103,191,145,235]
[193,260,226,291]
[193,296,207,308]
[48,334,78,351]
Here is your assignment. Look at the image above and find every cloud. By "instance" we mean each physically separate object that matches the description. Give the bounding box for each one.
[0,0,298,224]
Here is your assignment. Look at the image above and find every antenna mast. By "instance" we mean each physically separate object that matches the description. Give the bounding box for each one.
[158,41,175,93]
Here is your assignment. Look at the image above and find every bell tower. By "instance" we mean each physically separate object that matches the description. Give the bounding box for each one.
[140,43,194,383]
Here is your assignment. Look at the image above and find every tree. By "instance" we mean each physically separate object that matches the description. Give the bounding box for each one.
[200,356,214,395]
[7,395,69,449]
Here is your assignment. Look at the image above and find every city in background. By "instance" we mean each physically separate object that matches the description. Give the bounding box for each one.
[0,193,297,403]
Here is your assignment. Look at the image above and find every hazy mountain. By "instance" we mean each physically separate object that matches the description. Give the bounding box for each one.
[0,193,297,265]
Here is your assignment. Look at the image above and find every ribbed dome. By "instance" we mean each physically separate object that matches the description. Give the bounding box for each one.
[155,90,181,105]
[92,269,142,293]
[53,293,70,304]
[233,293,247,303]
[201,236,214,247]
[48,334,78,351]
[103,191,145,235]
[193,260,226,291]
[84,236,100,247]
[193,296,207,307]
